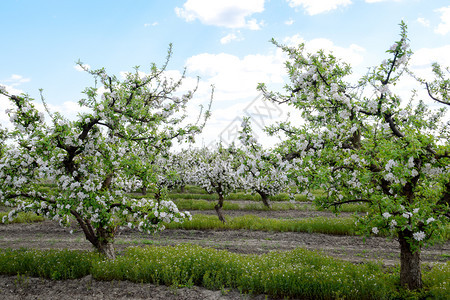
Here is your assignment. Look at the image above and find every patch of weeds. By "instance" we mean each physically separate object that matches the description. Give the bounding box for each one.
[0,246,447,299]
[221,286,231,295]
[14,273,30,289]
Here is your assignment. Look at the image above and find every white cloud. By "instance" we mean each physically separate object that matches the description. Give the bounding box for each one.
[287,0,352,15]
[175,0,265,30]
[183,35,369,146]
[365,0,398,3]
[409,45,450,79]
[417,17,430,27]
[185,51,286,102]
[220,33,243,44]
[435,6,450,35]
[285,18,295,25]
[182,48,303,148]
[284,35,366,67]
[2,74,30,86]
[144,22,158,27]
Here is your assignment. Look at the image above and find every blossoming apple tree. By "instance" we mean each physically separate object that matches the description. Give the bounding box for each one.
[258,22,449,289]
[0,47,211,259]
[236,117,292,208]
[191,146,244,222]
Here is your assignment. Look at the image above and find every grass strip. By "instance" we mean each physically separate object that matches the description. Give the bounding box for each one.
[166,214,450,240]
[0,248,97,280]
[167,192,311,202]
[0,211,45,224]
[0,246,447,299]
[166,214,358,235]
[171,198,369,213]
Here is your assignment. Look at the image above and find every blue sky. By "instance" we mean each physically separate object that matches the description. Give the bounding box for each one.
[1,0,449,147]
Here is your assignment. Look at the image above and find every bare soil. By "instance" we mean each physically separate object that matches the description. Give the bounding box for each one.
[0,209,449,299]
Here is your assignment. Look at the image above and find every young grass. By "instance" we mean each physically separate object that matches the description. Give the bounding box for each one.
[166,214,357,235]
[423,261,450,299]
[0,212,45,224]
[171,198,368,212]
[0,248,97,280]
[171,199,309,211]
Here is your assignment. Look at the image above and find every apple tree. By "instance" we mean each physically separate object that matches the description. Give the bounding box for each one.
[258,22,449,289]
[191,146,244,223]
[236,117,292,208]
[0,47,211,259]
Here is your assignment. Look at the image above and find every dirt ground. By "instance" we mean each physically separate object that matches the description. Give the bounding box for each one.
[0,209,449,299]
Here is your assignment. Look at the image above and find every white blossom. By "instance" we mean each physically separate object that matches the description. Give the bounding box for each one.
[413,231,426,241]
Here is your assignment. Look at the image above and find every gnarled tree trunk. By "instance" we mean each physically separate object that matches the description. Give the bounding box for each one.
[141,186,147,196]
[257,190,271,208]
[398,229,422,290]
[96,239,116,260]
[72,210,117,259]
[215,193,226,223]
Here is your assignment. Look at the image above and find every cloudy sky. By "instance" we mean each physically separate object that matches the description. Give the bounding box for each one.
[1,0,449,147]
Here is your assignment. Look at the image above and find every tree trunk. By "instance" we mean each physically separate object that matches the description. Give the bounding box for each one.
[257,190,271,208]
[180,185,186,193]
[398,230,422,290]
[155,190,161,202]
[141,186,147,196]
[97,240,116,260]
[215,194,226,223]
[72,212,117,260]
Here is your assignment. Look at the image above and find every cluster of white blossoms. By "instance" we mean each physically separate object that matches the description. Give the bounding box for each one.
[190,146,244,197]
[236,120,293,202]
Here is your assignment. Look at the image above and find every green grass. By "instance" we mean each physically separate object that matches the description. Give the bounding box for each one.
[166,214,358,235]
[0,211,45,224]
[0,246,447,299]
[171,198,369,212]
[0,248,97,280]
[422,261,450,299]
[167,192,311,202]
[171,198,309,211]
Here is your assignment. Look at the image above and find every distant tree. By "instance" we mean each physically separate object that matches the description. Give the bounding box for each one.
[0,46,212,259]
[236,117,291,208]
[191,146,244,222]
[259,22,449,289]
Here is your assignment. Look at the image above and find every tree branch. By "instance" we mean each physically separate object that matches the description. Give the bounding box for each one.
[425,83,450,106]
